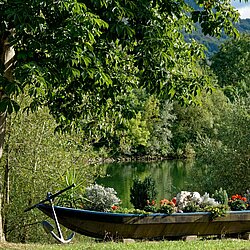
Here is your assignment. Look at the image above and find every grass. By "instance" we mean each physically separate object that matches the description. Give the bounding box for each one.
[0,239,250,250]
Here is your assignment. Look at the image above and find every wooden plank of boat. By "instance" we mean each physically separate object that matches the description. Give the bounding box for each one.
[37,204,250,239]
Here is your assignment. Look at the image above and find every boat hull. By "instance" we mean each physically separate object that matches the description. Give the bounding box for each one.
[37,204,250,239]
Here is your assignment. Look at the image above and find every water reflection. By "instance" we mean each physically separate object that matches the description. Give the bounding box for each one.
[97,160,192,208]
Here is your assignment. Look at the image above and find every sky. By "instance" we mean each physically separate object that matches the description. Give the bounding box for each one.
[231,0,250,19]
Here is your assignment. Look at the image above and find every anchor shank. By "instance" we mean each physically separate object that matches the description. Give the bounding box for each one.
[48,196,64,239]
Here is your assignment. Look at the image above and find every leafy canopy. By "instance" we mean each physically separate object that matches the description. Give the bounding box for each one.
[211,34,250,100]
[0,0,247,131]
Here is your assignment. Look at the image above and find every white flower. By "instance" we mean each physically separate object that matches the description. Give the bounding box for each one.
[177,191,200,203]
[200,193,219,207]
[176,191,201,210]
[176,191,220,210]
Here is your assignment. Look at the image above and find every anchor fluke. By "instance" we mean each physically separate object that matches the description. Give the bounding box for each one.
[42,221,54,234]
[41,220,75,243]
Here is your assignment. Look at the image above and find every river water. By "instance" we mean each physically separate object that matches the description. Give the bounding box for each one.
[96,160,194,208]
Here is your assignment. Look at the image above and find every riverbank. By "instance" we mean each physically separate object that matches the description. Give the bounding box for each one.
[86,154,173,165]
[1,239,250,250]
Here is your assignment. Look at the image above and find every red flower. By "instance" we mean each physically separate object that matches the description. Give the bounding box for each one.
[171,197,177,205]
[231,195,237,200]
[111,205,118,210]
[242,197,247,202]
[232,194,242,200]
[231,194,247,202]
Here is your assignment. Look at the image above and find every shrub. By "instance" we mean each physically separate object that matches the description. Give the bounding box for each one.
[83,184,120,211]
[130,176,157,210]
[212,188,228,205]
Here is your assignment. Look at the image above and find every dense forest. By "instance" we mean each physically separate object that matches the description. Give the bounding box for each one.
[0,0,249,243]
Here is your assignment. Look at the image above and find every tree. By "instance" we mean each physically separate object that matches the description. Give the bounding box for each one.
[187,96,250,195]
[1,94,99,242]
[211,34,250,100]
[0,0,248,241]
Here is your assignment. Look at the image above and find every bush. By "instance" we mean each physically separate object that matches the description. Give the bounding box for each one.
[130,176,157,210]
[212,188,228,205]
[83,184,120,211]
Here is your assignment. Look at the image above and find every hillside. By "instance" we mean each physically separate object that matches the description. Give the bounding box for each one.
[184,1,250,57]
[185,19,250,57]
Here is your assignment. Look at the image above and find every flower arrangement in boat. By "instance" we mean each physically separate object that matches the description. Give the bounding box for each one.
[176,191,221,212]
[76,182,250,219]
[174,191,230,219]
[107,191,228,218]
[158,198,176,214]
[228,194,248,211]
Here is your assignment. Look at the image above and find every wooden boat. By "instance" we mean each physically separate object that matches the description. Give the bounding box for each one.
[25,185,250,242]
[37,203,250,240]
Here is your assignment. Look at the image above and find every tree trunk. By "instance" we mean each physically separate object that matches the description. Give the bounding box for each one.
[0,33,15,242]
